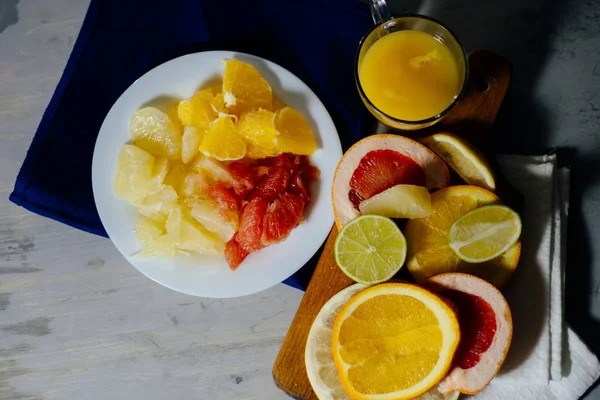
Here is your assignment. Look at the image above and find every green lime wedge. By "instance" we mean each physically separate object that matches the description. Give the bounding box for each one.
[448,205,522,263]
[334,215,407,284]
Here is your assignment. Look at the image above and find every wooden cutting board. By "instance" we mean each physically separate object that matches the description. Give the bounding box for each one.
[272,50,522,400]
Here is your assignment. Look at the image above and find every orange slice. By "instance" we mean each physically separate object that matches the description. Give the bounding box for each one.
[198,116,246,161]
[223,59,272,113]
[404,185,521,288]
[177,89,218,130]
[275,107,317,155]
[237,109,280,159]
[332,282,460,400]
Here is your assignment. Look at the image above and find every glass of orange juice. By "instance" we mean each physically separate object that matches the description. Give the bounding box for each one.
[356,0,468,130]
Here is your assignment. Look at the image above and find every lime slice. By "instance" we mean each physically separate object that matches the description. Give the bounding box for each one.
[359,184,432,219]
[334,215,407,284]
[448,205,522,263]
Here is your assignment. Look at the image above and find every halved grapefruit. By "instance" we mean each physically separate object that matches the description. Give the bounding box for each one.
[332,134,449,229]
[424,273,513,395]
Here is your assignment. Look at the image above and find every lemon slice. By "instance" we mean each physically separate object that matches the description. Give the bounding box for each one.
[334,215,406,284]
[359,184,432,219]
[305,283,459,400]
[420,133,495,191]
[332,282,461,400]
[449,205,522,263]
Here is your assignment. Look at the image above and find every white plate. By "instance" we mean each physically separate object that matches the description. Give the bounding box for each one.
[92,51,342,298]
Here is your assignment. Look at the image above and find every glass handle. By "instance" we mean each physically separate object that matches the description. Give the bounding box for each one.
[369,0,392,24]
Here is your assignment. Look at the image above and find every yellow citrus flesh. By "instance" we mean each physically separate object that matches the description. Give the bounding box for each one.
[177,89,218,130]
[199,116,246,161]
[237,109,280,159]
[130,107,182,159]
[404,186,521,288]
[114,144,155,206]
[420,133,495,191]
[223,59,272,114]
[332,283,460,400]
[275,107,317,155]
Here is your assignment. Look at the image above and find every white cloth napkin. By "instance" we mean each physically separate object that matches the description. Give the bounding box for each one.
[468,155,600,399]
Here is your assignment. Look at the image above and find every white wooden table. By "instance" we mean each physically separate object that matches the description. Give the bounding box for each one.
[1,0,599,399]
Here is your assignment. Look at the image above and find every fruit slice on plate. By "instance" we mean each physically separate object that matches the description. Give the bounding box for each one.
[424,273,513,394]
[420,133,495,191]
[305,283,459,400]
[275,106,317,155]
[332,282,460,400]
[199,115,247,161]
[449,205,522,263]
[223,59,272,113]
[334,215,406,284]
[404,185,521,288]
[359,184,432,219]
[130,107,183,159]
[332,134,449,229]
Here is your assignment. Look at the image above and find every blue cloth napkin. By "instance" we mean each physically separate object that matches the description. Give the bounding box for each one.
[9,0,374,291]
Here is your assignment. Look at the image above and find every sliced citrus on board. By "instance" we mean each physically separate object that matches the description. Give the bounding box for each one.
[275,106,317,155]
[404,185,521,288]
[359,184,432,219]
[334,215,406,284]
[223,59,272,113]
[449,205,522,263]
[424,273,513,394]
[332,283,460,400]
[420,133,495,191]
[199,116,246,161]
[305,283,459,400]
[130,107,182,159]
[332,134,449,229]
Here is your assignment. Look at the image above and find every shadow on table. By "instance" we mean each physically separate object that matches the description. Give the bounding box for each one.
[388,0,600,379]
[0,0,18,35]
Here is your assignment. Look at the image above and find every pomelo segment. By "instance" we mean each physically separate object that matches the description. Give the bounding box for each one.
[332,134,449,229]
[425,273,513,395]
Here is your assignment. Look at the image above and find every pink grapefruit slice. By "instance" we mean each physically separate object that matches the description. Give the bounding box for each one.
[332,134,450,228]
[425,273,513,395]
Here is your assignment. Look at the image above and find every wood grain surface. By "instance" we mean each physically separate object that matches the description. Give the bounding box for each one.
[272,50,515,400]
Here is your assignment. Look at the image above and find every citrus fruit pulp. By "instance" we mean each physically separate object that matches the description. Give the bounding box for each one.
[305,283,459,400]
[425,273,513,394]
[332,134,449,229]
[275,106,317,155]
[348,149,426,209]
[420,133,495,191]
[130,107,183,159]
[223,59,272,113]
[331,282,460,400]
[358,184,432,219]
[334,215,407,284]
[448,205,522,263]
[404,185,521,288]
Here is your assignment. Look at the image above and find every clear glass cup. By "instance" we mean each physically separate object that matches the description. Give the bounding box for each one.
[356,0,469,130]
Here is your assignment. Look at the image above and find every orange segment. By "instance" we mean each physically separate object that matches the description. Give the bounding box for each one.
[199,116,246,161]
[223,59,272,113]
[177,89,218,130]
[332,283,460,400]
[275,107,317,155]
[237,109,280,159]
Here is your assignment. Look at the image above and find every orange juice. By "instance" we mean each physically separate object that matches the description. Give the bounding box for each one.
[359,30,461,121]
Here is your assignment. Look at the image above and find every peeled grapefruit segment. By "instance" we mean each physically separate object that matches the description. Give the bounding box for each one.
[262,192,305,245]
[237,197,268,252]
[332,134,449,228]
[224,233,249,271]
[425,273,513,395]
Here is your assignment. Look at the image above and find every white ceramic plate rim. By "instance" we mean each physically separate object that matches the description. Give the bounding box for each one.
[92,51,342,298]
